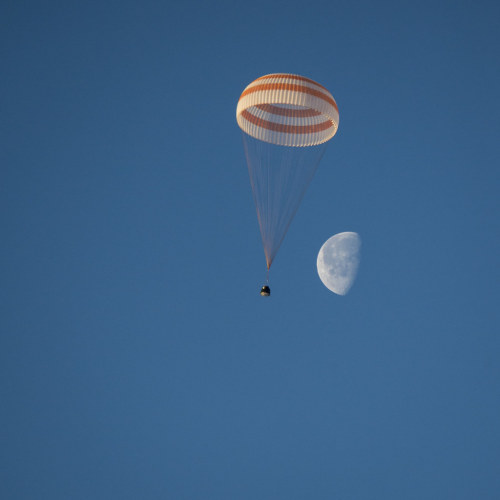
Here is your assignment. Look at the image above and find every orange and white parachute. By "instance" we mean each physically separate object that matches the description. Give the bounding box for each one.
[237,73,339,273]
[236,74,339,147]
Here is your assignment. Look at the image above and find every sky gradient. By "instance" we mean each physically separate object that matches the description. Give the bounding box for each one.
[2,1,500,498]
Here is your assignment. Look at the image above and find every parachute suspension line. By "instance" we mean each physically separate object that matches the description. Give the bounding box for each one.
[267,143,270,266]
[243,132,329,273]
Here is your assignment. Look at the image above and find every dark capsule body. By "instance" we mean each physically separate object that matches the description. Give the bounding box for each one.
[260,285,271,297]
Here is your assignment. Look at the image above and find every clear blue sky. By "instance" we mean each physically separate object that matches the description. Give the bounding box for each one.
[1,1,499,498]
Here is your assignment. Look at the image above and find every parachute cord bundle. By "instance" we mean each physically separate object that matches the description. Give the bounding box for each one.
[243,132,328,270]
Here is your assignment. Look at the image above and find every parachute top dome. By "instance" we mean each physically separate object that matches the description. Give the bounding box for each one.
[236,73,339,147]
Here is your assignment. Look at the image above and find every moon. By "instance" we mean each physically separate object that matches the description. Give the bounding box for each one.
[317,232,361,295]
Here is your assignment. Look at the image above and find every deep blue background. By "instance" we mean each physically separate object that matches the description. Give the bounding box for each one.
[2,1,499,498]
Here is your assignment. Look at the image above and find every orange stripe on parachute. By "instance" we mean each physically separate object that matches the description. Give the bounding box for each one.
[239,83,338,114]
[241,109,334,135]
[254,74,331,93]
[254,104,322,118]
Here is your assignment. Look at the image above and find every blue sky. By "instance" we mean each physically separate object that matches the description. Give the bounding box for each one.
[1,1,499,498]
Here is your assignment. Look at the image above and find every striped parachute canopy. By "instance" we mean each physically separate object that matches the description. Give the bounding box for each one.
[237,73,339,273]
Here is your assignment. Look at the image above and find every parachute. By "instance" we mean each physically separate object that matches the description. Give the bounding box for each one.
[236,73,339,280]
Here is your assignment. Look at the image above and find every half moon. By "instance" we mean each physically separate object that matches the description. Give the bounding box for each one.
[317,232,361,295]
